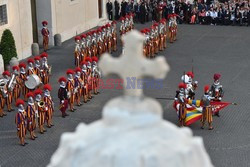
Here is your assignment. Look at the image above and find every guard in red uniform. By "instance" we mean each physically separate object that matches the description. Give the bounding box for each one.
[85,57,93,99]
[58,77,69,118]
[92,57,101,95]
[201,85,214,130]
[43,84,54,128]
[27,58,36,76]
[26,92,37,140]
[15,99,27,146]
[34,56,42,81]
[2,71,14,112]
[74,67,84,106]
[80,61,89,103]
[66,69,76,112]
[34,89,47,134]
[19,63,28,101]
[40,52,50,84]
[74,36,82,67]
[12,66,22,102]
[41,21,50,52]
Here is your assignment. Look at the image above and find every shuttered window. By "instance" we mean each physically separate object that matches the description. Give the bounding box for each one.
[0,4,8,26]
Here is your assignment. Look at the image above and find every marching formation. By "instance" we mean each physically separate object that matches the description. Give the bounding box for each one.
[74,21,118,67]
[58,57,101,118]
[119,13,135,38]
[173,72,235,130]
[140,14,178,58]
[15,84,54,146]
[0,52,53,146]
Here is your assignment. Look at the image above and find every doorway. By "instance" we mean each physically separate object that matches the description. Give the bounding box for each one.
[30,0,38,43]
[98,0,102,18]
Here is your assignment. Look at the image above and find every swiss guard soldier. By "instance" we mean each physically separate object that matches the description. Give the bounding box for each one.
[58,77,69,118]
[41,21,50,52]
[201,85,214,130]
[211,73,223,101]
[161,18,167,49]
[106,24,113,54]
[101,26,108,52]
[185,71,198,100]
[74,36,82,67]
[80,61,89,103]
[175,83,187,127]
[129,13,135,29]
[92,57,101,95]
[66,69,76,112]
[85,57,93,99]
[159,20,165,51]
[145,28,153,58]
[86,33,93,57]
[168,14,175,43]
[0,79,7,117]
[12,66,22,102]
[15,99,27,146]
[34,89,47,134]
[74,67,84,106]
[40,52,50,84]
[111,21,117,52]
[81,34,87,61]
[19,63,28,100]
[125,15,130,32]
[173,14,178,41]
[141,29,147,57]
[27,58,36,76]
[211,73,223,117]
[43,84,54,128]
[2,71,14,112]
[97,29,104,56]
[34,56,42,81]
[26,92,37,140]
[153,22,160,54]
[91,31,98,58]
[120,17,126,37]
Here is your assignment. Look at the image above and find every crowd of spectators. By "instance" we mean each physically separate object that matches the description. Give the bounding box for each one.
[108,0,250,26]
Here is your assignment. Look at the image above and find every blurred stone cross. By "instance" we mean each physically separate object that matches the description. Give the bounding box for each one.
[99,30,169,97]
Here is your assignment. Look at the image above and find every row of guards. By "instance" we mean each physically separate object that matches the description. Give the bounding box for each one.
[140,14,178,59]
[74,21,121,68]
[57,57,101,118]
[0,52,52,118]
[173,72,236,130]
[15,84,54,146]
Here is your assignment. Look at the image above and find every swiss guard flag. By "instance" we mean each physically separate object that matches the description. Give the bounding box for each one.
[210,102,231,114]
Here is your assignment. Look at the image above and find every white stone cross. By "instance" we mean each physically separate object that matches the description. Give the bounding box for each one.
[99,30,170,97]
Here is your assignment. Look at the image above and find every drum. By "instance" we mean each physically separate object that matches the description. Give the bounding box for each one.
[25,74,41,89]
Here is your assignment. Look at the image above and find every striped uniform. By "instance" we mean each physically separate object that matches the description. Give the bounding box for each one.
[15,112,26,138]
[35,101,46,127]
[42,28,49,51]
[44,96,54,123]
[74,77,83,103]
[179,103,187,121]
[13,76,22,101]
[81,72,88,101]
[66,80,75,104]
[20,73,28,98]
[26,104,36,132]
[201,106,213,124]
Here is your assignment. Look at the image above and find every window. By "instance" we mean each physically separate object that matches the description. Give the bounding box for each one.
[0,4,8,26]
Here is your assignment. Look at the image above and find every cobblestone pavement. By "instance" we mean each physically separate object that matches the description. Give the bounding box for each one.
[0,23,250,167]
